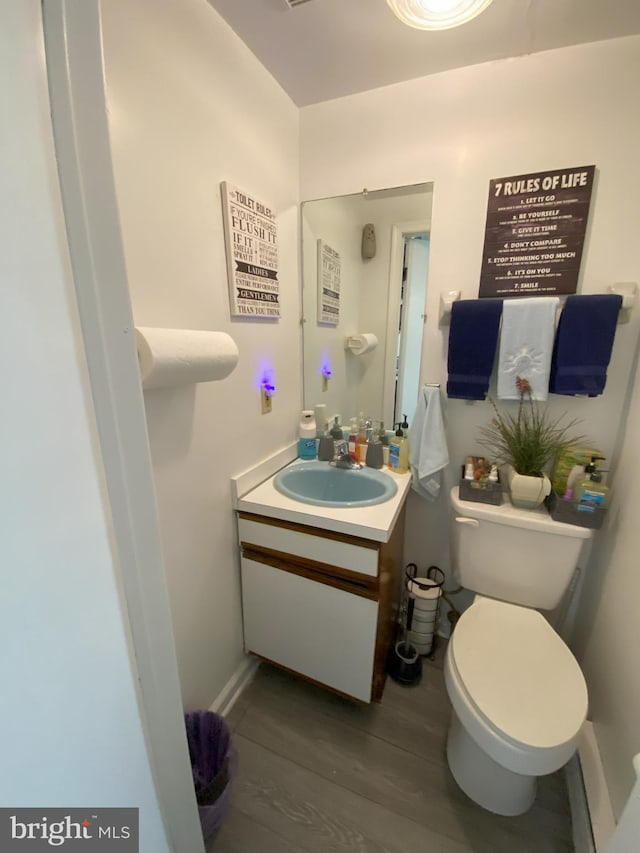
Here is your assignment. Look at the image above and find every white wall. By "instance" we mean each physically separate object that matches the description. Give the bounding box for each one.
[101,0,301,710]
[573,341,640,818]
[300,35,640,817]
[0,4,170,848]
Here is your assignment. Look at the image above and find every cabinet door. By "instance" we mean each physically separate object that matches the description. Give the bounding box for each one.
[241,556,378,703]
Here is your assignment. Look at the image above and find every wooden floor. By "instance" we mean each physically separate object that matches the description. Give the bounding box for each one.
[210,642,574,852]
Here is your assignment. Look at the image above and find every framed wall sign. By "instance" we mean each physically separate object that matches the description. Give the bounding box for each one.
[317,239,340,325]
[221,182,280,318]
[478,165,595,298]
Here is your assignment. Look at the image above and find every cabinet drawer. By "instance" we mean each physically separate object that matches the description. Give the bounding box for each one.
[238,516,379,578]
[241,556,377,702]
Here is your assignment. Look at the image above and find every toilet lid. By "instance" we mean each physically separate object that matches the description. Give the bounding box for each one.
[450,599,587,750]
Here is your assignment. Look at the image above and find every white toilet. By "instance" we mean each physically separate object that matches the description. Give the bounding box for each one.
[445,486,593,816]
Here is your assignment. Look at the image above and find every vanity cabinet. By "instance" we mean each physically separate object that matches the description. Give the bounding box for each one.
[238,508,406,703]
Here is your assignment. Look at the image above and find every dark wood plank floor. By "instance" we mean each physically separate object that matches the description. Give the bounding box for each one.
[210,642,574,852]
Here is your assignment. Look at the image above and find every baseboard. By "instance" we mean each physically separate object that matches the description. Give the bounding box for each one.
[209,655,259,718]
[566,753,596,853]
[565,721,616,852]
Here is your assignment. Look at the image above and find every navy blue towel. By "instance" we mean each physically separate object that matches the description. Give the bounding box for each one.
[446,299,503,400]
[549,294,622,397]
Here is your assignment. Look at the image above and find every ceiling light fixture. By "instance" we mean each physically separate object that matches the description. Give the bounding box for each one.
[387,0,494,31]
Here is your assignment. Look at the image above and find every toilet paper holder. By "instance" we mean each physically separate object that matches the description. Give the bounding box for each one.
[344,333,378,355]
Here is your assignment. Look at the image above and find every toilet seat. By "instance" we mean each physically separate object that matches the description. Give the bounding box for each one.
[446,598,587,775]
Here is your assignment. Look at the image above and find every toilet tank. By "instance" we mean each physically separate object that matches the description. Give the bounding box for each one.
[450,487,593,610]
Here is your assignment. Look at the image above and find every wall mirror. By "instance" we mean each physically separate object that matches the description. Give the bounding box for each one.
[302,182,434,433]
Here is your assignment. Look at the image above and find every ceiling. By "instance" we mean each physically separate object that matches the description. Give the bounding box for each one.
[207,0,640,106]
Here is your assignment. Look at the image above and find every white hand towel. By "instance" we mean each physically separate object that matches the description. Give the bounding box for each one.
[408,386,449,501]
[497,297,559,401]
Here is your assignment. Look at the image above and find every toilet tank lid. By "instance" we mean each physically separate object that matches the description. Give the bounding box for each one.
[450,599,588,750]
[451,487,592,539]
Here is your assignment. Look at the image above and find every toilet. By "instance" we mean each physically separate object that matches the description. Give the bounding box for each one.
[445,486,593,816]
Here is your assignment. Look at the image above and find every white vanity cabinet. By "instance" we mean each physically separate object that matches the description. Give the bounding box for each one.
[238,509,406,703]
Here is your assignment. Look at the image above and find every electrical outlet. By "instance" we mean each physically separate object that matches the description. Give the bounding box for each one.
[261,388,272,414]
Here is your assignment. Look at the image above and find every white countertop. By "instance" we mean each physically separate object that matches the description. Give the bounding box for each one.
[236,459,412,543]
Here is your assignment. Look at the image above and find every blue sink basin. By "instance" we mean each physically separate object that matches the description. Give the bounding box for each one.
[274,461,397,508]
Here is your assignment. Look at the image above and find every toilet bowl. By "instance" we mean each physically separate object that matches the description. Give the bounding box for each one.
[444,596,588,815]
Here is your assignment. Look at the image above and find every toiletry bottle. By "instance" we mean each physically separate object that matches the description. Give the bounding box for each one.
[574,457,608,512]
[400,414,409,437]
[314,403,327,438]
[366,427,384,469]
[298,410,317,460]
[330,416,343,441]
[389,424,409,473]
[348,417,358,461]
[317,427,335,462]
[563,463,585,500]
[376,422,390,466]
[464,457,475,480]
[356,418,370,464]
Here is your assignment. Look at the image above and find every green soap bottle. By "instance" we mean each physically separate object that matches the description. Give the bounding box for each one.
[574,457,608,513]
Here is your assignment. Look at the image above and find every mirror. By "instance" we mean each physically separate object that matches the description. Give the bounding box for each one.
[302,183,434,433]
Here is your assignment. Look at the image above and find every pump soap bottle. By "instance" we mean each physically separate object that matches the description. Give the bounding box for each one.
[575,457,608,512]
[389,423,409,473]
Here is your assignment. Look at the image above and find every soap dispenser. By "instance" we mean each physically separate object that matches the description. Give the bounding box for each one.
[365,426,383,469]
[575,457,608,512]
[330,416,344,441]
[389,423,409,473]
[298,410,317,460]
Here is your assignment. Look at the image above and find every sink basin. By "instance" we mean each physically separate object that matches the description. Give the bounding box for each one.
[274,461,398,508]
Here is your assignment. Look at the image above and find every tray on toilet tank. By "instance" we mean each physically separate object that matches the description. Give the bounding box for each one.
[545,489,606,530]
[459,465,503,506]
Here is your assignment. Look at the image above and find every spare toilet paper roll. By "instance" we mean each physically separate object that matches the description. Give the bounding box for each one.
[346,333,378,355]
[135,327,239,390]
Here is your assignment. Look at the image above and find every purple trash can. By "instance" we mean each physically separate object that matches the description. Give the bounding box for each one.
[184,711,237,841]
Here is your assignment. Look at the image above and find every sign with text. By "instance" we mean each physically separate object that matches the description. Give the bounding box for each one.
[221,182,280,318]
[317,240,341,325]
[0,808,138,850]
[479,165,595,298]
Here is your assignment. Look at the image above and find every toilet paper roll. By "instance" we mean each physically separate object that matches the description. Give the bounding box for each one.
[346,333,378,355]
[135,327,239,390]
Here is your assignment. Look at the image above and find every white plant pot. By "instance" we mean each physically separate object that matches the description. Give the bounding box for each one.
[506,466,551,509]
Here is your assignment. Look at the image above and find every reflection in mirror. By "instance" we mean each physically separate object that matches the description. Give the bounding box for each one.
[302,183,434,434]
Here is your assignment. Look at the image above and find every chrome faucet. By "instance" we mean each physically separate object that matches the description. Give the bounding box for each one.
[330,440,362,470]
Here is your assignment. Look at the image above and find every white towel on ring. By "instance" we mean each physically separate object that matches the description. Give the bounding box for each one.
[408,386,449,501]
[497,297,559,401]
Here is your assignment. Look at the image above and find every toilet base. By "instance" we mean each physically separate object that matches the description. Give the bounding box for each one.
[446,711,537,816]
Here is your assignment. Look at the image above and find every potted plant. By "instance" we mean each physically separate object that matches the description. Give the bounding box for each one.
[478,377,585,509]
